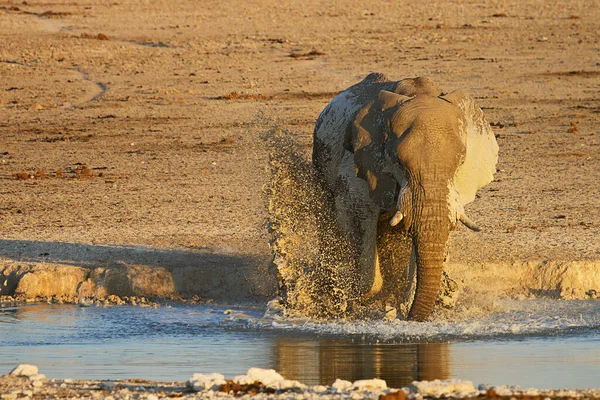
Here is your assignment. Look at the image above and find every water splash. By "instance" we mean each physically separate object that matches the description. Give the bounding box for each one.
[267,299,600,341]
[262,125,357,319]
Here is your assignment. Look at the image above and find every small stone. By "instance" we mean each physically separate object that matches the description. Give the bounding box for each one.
[29,374,46,381]
[188,372,227,391]
[147,395,159,400]
[101,381,116,390]
[410,379,475,396]
[64,378,73,384]
[353,378,387,391]
[332,379,353,392]
[10,364,39,377]
[32,104,44,111]
[32,380,43,388]
[1,394,17,400]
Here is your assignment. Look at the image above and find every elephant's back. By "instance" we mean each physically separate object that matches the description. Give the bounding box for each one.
[313,73,397,185]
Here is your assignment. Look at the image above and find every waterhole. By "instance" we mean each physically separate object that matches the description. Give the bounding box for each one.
[1,300,600,389]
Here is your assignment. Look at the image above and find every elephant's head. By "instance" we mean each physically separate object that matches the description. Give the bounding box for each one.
[346,77,498,321]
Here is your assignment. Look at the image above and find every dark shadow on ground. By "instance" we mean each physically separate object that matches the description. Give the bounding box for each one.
[0,240,277,301]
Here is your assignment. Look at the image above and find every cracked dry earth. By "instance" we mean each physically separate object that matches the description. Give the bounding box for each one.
[1,1,600,300]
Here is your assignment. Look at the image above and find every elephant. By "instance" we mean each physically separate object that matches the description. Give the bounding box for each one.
[312,73,498,321]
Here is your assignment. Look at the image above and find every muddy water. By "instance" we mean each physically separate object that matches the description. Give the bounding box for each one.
[1,301,600,389]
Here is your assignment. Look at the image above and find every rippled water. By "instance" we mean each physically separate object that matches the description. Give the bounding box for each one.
[1,300,600,389]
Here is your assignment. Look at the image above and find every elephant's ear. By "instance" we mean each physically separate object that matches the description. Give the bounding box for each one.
[441,90,499,205]
[348,90,411,209]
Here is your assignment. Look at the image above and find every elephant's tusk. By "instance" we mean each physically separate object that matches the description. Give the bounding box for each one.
[390,211,403,227]
[459,213,481,232]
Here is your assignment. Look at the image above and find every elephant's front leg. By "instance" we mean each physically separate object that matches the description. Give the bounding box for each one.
[399,247,417,318]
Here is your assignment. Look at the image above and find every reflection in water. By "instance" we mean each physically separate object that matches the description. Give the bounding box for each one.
[275,339,449,387]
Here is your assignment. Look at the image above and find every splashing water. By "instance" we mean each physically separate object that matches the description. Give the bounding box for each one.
[262,125,358,318]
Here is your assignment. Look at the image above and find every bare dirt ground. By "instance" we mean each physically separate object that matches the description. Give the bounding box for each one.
[1,0,599,302]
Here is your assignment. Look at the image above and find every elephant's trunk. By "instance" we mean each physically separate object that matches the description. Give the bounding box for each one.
[407,195,451,322]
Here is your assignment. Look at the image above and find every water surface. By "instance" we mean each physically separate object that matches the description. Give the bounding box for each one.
[1,300,599,389]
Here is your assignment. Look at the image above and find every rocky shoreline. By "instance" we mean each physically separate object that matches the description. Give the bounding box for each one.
[0,293,205,309]
[3,365,600,400]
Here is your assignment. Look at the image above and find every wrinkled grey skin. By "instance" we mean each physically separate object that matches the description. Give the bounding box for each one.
[313,73,498,321]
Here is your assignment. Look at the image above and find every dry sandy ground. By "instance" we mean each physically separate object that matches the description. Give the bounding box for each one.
[1,1,599,299]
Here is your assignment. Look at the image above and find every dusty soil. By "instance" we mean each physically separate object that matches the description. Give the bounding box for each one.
[1,0,599,302]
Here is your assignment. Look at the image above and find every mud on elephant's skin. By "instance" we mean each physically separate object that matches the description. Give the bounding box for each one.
[313,73,498,321]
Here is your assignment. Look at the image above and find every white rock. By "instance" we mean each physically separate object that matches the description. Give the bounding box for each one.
[9,365,39,377]
[234,367,306,390]
[234,368,283,386]
[64,379,73,384]
[31,380,43,388]
[331,379,353,392]
[29,374,46,381]
[352,378,388,391]
[312,385,329,393]
[147,395,159,400]
[187,373,226,391]
[490,385,513,396]
[410,379,476,397]
[282,379,307,390]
